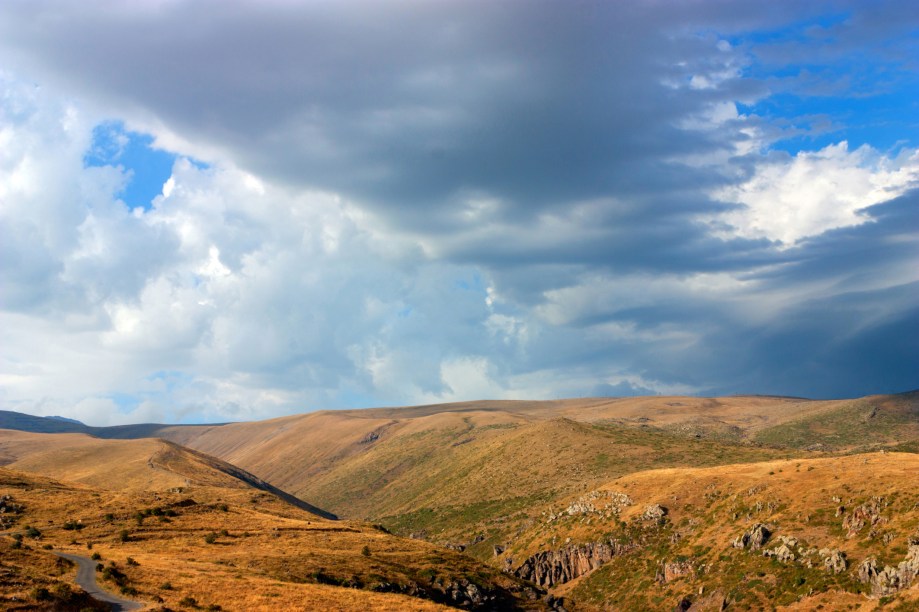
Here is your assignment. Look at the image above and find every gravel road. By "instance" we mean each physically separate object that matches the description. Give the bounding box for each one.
[53,551,144,611]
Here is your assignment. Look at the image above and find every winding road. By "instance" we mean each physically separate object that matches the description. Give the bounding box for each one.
[53,551,145,611]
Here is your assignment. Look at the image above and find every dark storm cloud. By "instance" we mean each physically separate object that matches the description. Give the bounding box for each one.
[1,0,916,418]
[0,1,816,226]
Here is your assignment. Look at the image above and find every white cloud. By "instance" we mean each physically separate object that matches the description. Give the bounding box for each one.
[1,74,542,423]
[715,142,919,244]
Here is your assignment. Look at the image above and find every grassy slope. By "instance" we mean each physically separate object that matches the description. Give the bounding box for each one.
[292,415,798,555]
[511,452,919,610]
[0,432,545,611]
[753,392,919,451]
[121,393,916,560]
[3,392,917,609]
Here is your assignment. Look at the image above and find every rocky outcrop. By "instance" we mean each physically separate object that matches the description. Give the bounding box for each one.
[758,534,849,575]
[547,490,633,522]
[514,539,634,587]
[821,549,848,574]
[858,544,919,597]
[842,497,887,538]
[0,494,23,529]
[732,523,771,550]
[359,430,380,444]
[642,504,669,521]
[763,542,795,563]
[371,575,523,610]
[656,559,694,584]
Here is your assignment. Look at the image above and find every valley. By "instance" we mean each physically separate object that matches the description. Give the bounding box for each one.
[0,391,917,610]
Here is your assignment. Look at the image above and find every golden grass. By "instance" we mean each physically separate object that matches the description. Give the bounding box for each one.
[509,452,919,610]
[0,462,538,611]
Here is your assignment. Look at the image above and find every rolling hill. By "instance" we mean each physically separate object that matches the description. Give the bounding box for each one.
[1,390,916,609]
[0,431,549,610]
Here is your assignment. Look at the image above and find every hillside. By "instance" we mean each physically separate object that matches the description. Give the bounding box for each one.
[502,452,919,610]
[0,429,329,518]
[1,391,917,609]
[0,434,548,611]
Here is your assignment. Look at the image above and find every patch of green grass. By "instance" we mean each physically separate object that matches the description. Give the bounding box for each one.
[754,400,918,450]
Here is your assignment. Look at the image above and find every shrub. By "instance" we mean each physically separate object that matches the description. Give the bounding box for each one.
[126,557,139,566]
[119,529,130,543]
[204,532,217,544]
[91,552,102,560]
[31,587,52,601]
[24,525,42,539]
[361,545,371,557]
[179,596,198,607]
[160,582,173,590]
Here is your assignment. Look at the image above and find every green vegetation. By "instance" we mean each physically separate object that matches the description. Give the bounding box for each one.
[754,399,919,450]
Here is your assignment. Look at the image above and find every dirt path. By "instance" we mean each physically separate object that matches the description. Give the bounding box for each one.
[53,551,145,611]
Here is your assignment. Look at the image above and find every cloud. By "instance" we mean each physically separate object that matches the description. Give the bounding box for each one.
[716,142,919,243]
[0,2,917,423]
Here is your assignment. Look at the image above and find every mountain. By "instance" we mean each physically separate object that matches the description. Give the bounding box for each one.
[1,390,917,609]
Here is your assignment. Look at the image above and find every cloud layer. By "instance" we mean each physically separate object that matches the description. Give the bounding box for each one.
[0,1,917,424]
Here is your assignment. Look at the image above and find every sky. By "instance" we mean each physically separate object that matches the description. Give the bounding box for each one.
[0,0,917,426]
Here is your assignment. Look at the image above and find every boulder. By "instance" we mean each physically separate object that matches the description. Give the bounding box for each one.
[822,550,848,574]
[732,523,771,550]
[763,543,795,563]
[642,504,669,521]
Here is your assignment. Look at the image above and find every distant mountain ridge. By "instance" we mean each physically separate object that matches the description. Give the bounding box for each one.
[0,409,223,439]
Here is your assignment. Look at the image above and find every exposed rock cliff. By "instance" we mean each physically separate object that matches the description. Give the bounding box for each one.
[514,539,634,587]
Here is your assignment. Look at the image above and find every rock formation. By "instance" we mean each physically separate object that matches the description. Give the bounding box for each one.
[514,539,634,587]
[842,497,887,538]
[656,559,694,584]
[858,544,919,597]
[642,504,669,521]
[732,523,771,550]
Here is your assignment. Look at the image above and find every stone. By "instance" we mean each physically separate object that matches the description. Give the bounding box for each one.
[359,430,380,444]
[763,543,795,563]
[858,547,919,597]
[642,504,669,521]
[821,549,848,574]
[657,559,694,583]
[733,523,771,550]
[843,497,887,538]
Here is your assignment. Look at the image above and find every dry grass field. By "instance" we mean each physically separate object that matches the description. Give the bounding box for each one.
[0,391,916,610]
[0,432,545,611]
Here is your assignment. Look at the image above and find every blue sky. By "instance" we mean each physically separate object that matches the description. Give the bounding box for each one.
[0,0,916,425]
[84,122,178,210]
